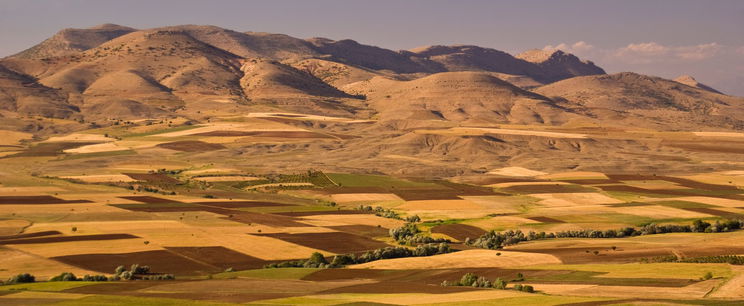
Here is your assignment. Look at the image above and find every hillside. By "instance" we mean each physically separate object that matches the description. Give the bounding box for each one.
[10,24,136,59]
[534,72,744,130]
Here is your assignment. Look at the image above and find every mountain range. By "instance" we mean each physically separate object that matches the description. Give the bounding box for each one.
[1,24,742,176]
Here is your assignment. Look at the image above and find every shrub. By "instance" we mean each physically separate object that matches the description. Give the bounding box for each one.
[6,273,35,284]
[50,272,78,282]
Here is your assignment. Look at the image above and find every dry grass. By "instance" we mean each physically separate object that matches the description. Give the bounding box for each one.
[419,127,587,139]
[693,132,744,138]
[620,180,691,190]
[44,133,113,143]
[155,122,305,137]
[350,249,561,269]
[296,214,405,229]
[60,174,137,183]
[538,172,609,180]
[488,167,547,177]
[0,130,33,145]
[490,181,571,188]
[710,266,744,298]
[645,196,744,208]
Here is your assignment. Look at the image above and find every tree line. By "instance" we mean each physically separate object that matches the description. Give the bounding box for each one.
[265,243,454,269]
[467,219,744,250]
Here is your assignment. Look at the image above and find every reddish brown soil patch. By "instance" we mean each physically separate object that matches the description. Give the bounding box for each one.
[257,232,390,254]
[431,224,486,241]
[319,281,476,294]
[562,179,619,185]
[527,216,566,223]
[0,196,92,204]
[196,131,334,139]
[329,225,391,237]
[222,212,308,227]
[434,181,503,196]
[0,230,62,240]
[156,140,226,152]
[52,250,218,275]
[118,196,183,203]
[165,246,268,270]
[682,207,744,218]
[0,233,138,245]
[607,202,653,207]
[122,173,181,184]
[393,189,463,201]
[195,201,293,208]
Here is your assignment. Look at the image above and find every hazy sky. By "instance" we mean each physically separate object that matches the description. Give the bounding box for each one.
[1,0,743,95]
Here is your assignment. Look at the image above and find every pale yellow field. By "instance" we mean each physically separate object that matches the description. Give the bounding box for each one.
[677,173,744,187]
[0,291,91,300]
[0,186,66,194]
[350,249,561,269]
[192,176,261,182]
[0,219,31,236]
[182,168,240,175]
[530,193,623,207]
[199,229,332,259]
[611,205,712,219]
[693,131,744,138]
[710,266,744,298]
[64,139,162,153]
[296,214,405,229]
[488,166,547,177]
[7,238,161,257]
[331,193,403,203]
[397,199,483,211]
[466,216,539,230]
[60,174,137,183]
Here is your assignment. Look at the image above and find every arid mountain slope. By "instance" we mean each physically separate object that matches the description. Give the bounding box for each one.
[10,24,136,59]
[0,64,78,118]
[535,72,744,130]
[517,49,606,83]
[674,74,723,94]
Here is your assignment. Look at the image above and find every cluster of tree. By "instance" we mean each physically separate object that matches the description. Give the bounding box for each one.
[644,255,744,265]
[441,273,535,292]
[49,272,108,282]
[441,273,509,289]
[265,243,454,269]
[467,219,744,250]
[355,206,420,222]
[389,223,449,245]
[112,264,174,281]
[3,273,35,285]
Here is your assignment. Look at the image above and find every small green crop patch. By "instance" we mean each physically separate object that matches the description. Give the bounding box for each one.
[0,281,98,292]
[62,149,136,160]
[526,270,694,287]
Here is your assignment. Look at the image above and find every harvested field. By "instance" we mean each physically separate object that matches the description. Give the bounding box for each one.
[156,140,226,152]
[431,224,486,241]
[51,250,218,275]
[196,130,334,139]
[318,280,477,294]
[224,212,309,227]
[165,246,267,270]
[527,216,566,223]
[393,189,464,200]
[490,181,570,188]
[0,246,97,280]
[0,196,91,205]
[0,233,138,245]
[274,210,368,217]
[122,173,180,184]
[647,196,744,208]
[620,180,690,190]
[489,166,547,177]
[397,199,483,211]
[530,193,624,207]
[350,249,561,269]
[110,203,206,213]
[60,174,137,183]
[294,214,405,229]
[539,172,609,180]
[330,193,403,203]
[611,205,713,219]
[118,196,183,204]
[257,232,390,254]
[663,140,744,154]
